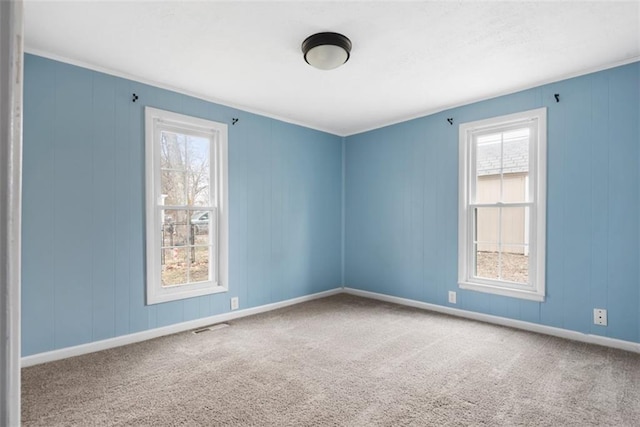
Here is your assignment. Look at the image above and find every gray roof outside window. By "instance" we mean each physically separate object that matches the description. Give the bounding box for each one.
[476,138,529,176]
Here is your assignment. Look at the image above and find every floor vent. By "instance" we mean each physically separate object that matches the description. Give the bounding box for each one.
[192,322,230,334]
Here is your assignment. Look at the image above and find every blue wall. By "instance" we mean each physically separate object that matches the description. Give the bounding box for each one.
[22,55,343,356]
[22,55,640,357]
[345,62,640,343]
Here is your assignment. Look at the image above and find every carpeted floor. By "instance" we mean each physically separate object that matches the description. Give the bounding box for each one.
[22,294,640,426]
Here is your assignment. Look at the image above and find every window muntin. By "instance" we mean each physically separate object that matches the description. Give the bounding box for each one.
[146,107,228,305]
[458,108,546,301]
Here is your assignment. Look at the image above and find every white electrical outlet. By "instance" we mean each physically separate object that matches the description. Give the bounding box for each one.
[593,308,607,326]
[230,297,239,311]
[448,291,457,304]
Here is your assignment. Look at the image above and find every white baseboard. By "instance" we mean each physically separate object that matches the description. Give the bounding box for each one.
[22,286,639,367]
[21,288,343,367]
[343,288,640,354]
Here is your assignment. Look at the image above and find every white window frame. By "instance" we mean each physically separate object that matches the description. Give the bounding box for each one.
[145,107,228,305]
[458,108,546,302]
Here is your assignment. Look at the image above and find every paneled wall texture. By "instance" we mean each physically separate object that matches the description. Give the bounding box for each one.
[346,62,639,343]
[22,55,639,356]
[22,55,342,356]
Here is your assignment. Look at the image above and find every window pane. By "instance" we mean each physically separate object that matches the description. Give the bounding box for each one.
[161,170,186,205]
[502,129,529,174]
[162,247,188,286]
[502,173,528,203]
[475,128,530,204]
[475,133,501,203]
[187,136,211,207]
[190,246,210,283]
[475,245,500,280]
[475,207,530,283]
[162,210,191,247]
[500,206,527,246]
[501,244,529,284]
[191,211,210,245]
[474,207,499,279]
[160,131,186,170]
[475,207,499,251]
[502,128,529,203]
[475,175,501,204]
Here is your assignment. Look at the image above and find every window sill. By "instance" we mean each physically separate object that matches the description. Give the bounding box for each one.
[458,281,544,302]
[147,283,228,305]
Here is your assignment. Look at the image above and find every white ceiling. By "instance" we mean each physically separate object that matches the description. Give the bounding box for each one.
[24,1,640,136]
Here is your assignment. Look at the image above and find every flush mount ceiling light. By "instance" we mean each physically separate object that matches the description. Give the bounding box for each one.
[302,32,352,70]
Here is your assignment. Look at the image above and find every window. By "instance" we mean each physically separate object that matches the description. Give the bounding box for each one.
[458,108,546,301]
[145,107,228,304]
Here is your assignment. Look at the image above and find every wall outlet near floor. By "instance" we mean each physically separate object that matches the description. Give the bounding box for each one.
[230,297,239,311]
[593,308,607,326]
[448,291,457,304]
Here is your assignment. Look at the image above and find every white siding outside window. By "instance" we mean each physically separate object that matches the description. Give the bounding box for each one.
[458,108,546,301]
[145,107,228,304]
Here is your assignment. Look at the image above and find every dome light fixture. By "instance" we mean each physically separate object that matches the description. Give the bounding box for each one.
[302,32,352,70]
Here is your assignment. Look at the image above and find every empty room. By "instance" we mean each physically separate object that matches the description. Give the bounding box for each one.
[1,0,640,425]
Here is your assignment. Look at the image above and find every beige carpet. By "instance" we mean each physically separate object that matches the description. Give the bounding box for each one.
[22,294,640,426]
